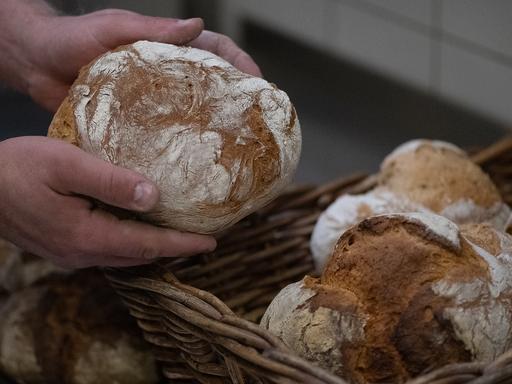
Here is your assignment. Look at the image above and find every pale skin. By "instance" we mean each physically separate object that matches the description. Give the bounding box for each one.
[0,0,262,268]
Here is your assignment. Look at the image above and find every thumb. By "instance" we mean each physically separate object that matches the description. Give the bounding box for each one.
[90,10,204,48]
[52,143,159,212]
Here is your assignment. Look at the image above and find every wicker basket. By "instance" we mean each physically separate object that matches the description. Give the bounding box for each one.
[105,137,512,384]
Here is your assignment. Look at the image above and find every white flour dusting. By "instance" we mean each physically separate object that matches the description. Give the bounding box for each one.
[70,41,301,233]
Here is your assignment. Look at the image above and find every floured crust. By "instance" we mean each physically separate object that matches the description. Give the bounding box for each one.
[379,140,502,212]
[49,41,301,234]
[460,223,502,255]
[322,213,486,381]
[0,288,43,382]
[264,213,512,383]
[381,139,464,166]
[310,189,427,274]
[261,278,366,383]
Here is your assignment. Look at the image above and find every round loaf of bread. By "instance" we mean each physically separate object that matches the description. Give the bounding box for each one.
[0,269,158,384]
[380,139,510,227]
[48,41,301,234]
[0,238,67,294]
[263,213,512,383]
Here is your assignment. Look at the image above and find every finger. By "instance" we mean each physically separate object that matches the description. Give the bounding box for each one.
[77,209,217,261]
[49,142,160,212]
[190,31,262,77]
[90,10,204,48]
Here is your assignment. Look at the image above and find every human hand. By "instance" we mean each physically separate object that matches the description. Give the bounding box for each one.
[23,9,204,111]
[13,7,260,111]
[0,136,216,268]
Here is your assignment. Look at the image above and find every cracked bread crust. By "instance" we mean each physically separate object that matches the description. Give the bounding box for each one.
[48,41,301,234]
[263,213,512,383]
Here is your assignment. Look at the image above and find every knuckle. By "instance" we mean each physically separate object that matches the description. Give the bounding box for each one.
[134,244,159,261]
[218,35,233,49]
[47,146,81,189]
[100,168,119,199]
[46,153,68,185]
[63,221,99,264]
[219,34,233,44]
[233,51,246,64]
[45,213,101,269]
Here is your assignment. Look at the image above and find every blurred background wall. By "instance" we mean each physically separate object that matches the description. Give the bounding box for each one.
[219,0,512,127]
[1,0,510,182]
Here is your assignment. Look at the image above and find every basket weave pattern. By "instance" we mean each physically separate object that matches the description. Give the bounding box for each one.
[106,138,512,384]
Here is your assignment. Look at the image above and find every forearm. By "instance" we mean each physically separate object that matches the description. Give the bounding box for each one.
[0,0,56,93]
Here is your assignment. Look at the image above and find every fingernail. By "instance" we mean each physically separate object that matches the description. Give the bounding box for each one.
[178,17,203,26]
[133,182,155,210]
[203,237,217,252]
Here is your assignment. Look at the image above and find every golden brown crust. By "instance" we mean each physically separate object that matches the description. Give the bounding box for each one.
[379,144,501,211]
[392,286,471,375]
[269,140,511,383]
[47,96,80,146]
[319,215,487,382]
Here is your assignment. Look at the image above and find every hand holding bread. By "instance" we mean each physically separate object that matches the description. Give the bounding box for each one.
[1,0,266,268]
[0,137,216,268]
[1,39,300,267]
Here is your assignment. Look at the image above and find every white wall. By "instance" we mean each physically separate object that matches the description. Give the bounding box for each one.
[218,0,512,126]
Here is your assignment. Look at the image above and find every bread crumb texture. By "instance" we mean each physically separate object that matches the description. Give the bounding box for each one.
[48,96,80,145]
